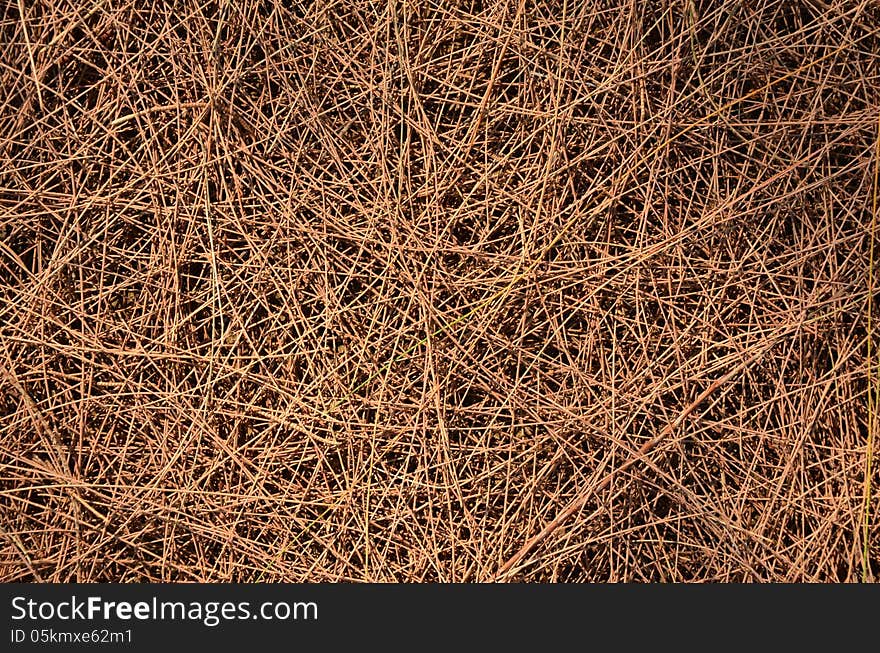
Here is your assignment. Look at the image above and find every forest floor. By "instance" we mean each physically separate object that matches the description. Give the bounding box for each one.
[1,0,879,581]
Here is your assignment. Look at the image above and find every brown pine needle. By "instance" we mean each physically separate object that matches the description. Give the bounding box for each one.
[1,0,878,583]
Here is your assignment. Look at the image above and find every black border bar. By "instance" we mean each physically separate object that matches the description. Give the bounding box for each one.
[1,584,876,650]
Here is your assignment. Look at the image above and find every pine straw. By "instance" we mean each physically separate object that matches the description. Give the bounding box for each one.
[1,0,879,582]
